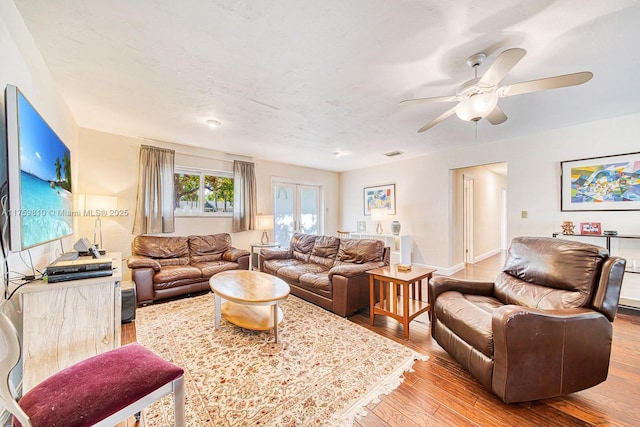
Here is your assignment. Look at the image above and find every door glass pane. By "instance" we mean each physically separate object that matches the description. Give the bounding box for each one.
[300,186,318,235]
[274,184,294,246]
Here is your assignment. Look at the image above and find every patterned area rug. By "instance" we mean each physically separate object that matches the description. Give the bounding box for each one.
[136,293,427,426]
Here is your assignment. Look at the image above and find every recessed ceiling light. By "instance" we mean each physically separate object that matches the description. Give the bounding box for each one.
[206,119,222,127]
[384,150,403,157]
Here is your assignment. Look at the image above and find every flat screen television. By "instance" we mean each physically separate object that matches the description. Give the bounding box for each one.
[4,85,73,251]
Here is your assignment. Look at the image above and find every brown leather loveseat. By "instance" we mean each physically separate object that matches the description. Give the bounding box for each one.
[260,233,389,316]
[128,233,250,305]
[429,236,626,403]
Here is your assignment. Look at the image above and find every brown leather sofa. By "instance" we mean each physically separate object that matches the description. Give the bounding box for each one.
[429,236,626,403]
[128,234,250,305]
[260,233,390,317]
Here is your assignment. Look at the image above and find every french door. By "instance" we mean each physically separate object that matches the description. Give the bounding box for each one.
[273,181,321,247]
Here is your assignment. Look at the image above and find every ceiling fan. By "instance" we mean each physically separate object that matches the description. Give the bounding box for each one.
[401,48,593,132]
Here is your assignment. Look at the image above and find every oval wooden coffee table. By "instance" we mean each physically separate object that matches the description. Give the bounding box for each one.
[209,270,290,343]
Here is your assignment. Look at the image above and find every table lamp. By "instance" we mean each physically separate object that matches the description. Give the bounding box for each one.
[371,208,386,234]
[256,214,274,244]
[80,194,118,249]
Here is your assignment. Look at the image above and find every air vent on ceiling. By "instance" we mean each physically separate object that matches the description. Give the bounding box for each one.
[384,150,403,157]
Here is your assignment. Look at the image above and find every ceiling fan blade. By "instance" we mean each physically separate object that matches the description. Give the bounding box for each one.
[498,71,593,97]
[486,105,507,125]
[400,94,457,105]
[417,106,457,132]
[478,48,527,87]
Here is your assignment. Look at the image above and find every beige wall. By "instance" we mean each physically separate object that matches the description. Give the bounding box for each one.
[1,0,79,275]
[75,128,340,276]
[341,113,640,277]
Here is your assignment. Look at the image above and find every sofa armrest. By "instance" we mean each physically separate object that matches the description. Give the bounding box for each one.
[429,277,494,302]
[127,255,161,271]
[131,268,156,305]
[329,261,385,279]
[222,247,250,262]
[492,305,613,403]
[260,248,292,260]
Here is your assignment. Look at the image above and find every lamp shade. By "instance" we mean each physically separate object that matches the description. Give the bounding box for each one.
[370,208,386,221]
[256,214,274,230]
[455,93,499,122]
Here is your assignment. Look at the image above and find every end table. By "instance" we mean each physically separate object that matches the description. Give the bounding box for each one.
[249,242,280,270]
[367,265,435,339]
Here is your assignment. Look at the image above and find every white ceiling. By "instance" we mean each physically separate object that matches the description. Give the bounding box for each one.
[13,0,640,172]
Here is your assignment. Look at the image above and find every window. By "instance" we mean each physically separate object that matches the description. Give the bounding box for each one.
[174,168,233,216]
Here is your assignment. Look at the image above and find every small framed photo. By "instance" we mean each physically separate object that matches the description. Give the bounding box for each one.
[356,220,366,233]
[580,222,602,235]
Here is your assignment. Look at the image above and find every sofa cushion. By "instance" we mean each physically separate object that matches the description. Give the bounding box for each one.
[188,234,232,262]
[496,236,608,309]
[290,233,317,262]
[309,236,340,268]
[153,265,202,283]
[157,256,190,267]
[193,261,240,278]
[133,236,190,259]
[434,291,501,357]
[336,239,385,264]
[277,263,328,282]
[298,272,332,297]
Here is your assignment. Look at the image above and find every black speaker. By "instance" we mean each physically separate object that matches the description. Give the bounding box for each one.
[121,282,137,323]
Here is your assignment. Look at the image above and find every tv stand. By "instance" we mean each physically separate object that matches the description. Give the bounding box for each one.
[17,253,122,392]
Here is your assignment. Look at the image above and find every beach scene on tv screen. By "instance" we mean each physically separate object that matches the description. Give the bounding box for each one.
[18,92,73,248]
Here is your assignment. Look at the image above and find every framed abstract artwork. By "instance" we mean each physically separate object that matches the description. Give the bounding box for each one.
[363,184,396,215]
[561,152,640,211]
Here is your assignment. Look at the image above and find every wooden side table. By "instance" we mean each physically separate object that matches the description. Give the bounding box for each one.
[367,265,435,339]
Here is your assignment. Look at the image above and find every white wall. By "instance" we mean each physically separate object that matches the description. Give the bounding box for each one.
[341,113,640,274]
[76,128,340,279]
[0,0,79,277]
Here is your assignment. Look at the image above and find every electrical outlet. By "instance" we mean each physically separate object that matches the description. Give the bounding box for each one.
[521,210,528,218]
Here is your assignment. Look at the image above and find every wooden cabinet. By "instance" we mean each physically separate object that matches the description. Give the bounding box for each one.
[18,253,122,392]
[349,233,411,265]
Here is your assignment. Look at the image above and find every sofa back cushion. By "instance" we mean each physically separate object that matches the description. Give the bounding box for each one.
[290,233,317,262]
[494,236,608,309]
[188,234,232,263]
[133,235,190,266]
[336,239,385,264]
[309,236,340,268]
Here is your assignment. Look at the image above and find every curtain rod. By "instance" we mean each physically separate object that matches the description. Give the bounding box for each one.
[139,137,251,164]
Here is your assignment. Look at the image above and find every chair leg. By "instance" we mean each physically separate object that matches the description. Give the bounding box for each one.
[173,376,185,426]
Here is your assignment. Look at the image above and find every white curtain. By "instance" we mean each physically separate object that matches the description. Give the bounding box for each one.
[232,160,257,233]
[132,145,175,234]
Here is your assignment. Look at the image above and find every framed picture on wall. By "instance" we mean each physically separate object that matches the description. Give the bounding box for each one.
[363,184,396,215]
[561,152,640,211]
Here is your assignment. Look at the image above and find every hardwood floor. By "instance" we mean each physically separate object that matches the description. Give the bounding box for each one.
[120,254,640,426]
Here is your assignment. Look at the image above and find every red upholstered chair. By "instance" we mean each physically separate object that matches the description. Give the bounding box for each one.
[0,304,185,427]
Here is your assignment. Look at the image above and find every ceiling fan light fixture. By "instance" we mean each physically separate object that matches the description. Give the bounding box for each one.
[455,93,499,122]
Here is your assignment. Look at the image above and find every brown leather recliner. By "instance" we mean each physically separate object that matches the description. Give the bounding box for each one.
[429,236,626,403]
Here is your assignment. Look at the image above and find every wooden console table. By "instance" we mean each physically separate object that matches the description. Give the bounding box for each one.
[367,265,435,339]
[18,253,122,392]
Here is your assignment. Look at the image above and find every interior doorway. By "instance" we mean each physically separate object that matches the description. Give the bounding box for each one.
[454,162,508,266]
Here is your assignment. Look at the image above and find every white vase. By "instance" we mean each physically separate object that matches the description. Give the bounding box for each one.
[391,221,401,235]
